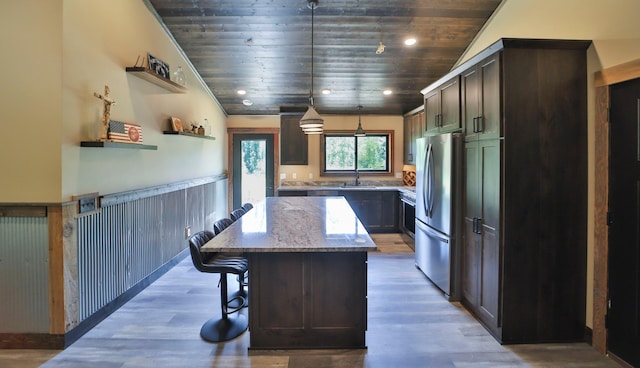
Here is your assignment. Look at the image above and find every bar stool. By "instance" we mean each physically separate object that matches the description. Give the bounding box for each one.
[213,217,248,300]
[230,208,246,222]
[213,218,234,235]
[188,230,248,342]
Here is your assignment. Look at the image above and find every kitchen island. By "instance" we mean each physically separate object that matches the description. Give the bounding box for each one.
[201,196,376,349]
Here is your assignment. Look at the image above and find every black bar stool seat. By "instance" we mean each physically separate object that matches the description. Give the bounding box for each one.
[188,230,248,342]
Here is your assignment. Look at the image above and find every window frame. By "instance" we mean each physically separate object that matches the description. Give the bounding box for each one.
[320,130,394,177]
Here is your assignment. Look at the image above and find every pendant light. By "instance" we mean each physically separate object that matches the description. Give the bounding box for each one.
[300,0,324,132]
[354,105,366,137]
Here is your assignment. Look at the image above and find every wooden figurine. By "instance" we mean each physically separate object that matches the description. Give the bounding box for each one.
[93,85,116,141]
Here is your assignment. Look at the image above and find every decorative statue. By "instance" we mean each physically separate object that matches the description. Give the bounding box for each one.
[93,85,116,141]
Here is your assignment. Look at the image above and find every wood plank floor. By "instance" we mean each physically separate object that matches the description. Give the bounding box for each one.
[0,234,619,368]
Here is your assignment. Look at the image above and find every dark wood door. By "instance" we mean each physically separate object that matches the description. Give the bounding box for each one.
[462,65,480,142]
[462,55,500,142]
[280,114,308,165]
[403,114,414,164]
[477,139,501,329]
[462,141,481,305]
[424,89,440,133]
[608,78,640,367]
[439,76,460,132]
[462,139,500,331]
[479,55,501,139]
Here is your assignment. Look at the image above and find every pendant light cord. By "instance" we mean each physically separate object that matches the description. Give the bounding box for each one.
[310,2,315,106]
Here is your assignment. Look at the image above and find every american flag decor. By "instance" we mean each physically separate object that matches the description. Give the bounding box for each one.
[108,120,143,144]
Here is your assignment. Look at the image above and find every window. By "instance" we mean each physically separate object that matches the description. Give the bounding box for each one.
[321,131,393,175]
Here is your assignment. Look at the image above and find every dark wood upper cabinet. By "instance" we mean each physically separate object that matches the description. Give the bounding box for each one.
[280,114,308,165]
[424,76,460,134]
[403,106,424,165]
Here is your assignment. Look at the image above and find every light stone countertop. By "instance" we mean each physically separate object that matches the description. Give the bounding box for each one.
[277,185,416,203]
[201,196,377,253]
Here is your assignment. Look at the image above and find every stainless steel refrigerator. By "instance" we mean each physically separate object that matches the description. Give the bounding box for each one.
[415,133,463,301]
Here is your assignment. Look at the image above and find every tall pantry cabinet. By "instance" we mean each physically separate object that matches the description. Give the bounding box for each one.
[425,38,590,344]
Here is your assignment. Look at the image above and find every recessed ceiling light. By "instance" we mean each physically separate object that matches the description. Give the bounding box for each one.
[242,99,253,106]
[404,38,417,46]
[237,89,247,95]
[321,89,331,95]
[383,90,393,95]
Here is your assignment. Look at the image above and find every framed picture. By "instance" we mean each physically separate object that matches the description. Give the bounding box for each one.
[148,53,170,79]
[171,117,183,132]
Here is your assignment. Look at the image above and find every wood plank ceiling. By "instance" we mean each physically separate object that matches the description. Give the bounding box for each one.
[147,0,502,116]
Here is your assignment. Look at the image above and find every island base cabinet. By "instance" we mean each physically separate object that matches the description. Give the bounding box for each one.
[248,252,367,349]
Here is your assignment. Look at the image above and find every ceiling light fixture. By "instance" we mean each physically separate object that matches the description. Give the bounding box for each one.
[404,38,417,46]
[383,89,393,95]
[321,88,331,95]
[354,105,366,137]
[299,0,324,133]
[237,89,247,95]
[376,42,385,54]
[242,99,253,106]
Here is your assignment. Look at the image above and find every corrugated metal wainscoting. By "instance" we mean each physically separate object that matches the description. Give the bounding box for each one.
[0,216,49,333]
[76,179,226,322]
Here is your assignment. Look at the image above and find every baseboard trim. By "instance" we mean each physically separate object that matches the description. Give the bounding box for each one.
[0,249,188,349]
[584,326,593,345]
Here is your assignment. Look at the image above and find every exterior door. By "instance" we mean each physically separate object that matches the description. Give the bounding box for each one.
[608,78,640,367]
[232,134,275,210]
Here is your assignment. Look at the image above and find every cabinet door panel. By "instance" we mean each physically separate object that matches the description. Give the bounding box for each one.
[480,140,501,233]
[403,115,414,164]
[380,191,399,231]
[424,90,440,132]
[280,114,308,165]
[478,140,501,328]
[462,142,480,305]
[463,219,480,305]
[480,55,501,139]
[440,77,460,131]
[479,226,499,325]
[462,67,480,141]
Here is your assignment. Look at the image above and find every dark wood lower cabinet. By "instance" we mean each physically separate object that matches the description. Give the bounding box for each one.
[278,189,400,233]
[339,190,398,233]
[248,252,367,349]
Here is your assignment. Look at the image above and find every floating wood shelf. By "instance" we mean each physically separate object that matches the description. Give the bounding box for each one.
[80,141,158,150]
[163,131,216,140]
[125,67,187,93]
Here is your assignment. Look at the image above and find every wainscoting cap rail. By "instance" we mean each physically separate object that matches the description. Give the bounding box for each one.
[100,174,227,207]
[0,206,47,217]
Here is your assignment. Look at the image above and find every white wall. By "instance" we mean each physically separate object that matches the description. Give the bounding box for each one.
[0,0,63,202]
[60,0,227,201]
[459,0,640,329]
[0,0,228,203]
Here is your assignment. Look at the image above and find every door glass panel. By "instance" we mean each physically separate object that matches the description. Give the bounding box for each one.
[241,139,266,205]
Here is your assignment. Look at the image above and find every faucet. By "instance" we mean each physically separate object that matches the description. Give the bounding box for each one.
[355,169,360,186]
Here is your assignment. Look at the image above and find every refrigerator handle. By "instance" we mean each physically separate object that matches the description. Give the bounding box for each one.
[427,143,435,216]
[423,143,432,216]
